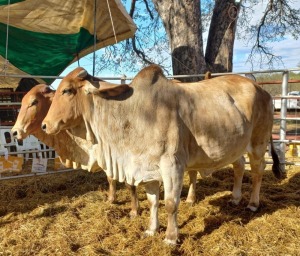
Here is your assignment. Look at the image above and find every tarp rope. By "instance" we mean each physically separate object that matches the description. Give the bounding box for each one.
[106,0,118,47]
[106,0,125,77]
[90,0,124,77]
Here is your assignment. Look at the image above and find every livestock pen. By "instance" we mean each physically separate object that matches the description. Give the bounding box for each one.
[0,69,299,255]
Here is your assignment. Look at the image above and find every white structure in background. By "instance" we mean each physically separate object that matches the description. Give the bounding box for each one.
[0,128,55,160]
[273,91,300,110]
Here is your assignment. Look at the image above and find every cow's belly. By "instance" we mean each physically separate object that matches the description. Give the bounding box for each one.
[187,134,250,170]
[188,153,242,171]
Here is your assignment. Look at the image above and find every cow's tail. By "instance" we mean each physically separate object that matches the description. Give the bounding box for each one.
[270,136,285,179]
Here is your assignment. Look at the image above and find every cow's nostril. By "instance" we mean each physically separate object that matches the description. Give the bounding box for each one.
[41,123,46,131]
[12,131,18,137]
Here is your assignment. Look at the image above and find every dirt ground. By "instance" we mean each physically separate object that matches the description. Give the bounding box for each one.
[0,159,299,256]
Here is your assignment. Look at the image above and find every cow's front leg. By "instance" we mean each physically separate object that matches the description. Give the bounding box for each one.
[126,184,140,218]
[144,181,160,236]
[107,177,117,203]
[186,170,197,204]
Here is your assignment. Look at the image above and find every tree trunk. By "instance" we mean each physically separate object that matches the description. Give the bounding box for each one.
[152,0,206,81]
[205,0,240,73]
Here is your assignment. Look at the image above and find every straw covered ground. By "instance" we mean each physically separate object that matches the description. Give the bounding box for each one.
[0,161,299,255]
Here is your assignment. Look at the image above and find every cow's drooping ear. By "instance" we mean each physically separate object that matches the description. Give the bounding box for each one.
[86,81,130,97]
[98,82,130,97]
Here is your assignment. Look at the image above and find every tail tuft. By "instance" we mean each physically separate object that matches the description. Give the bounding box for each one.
[270,137,286,180]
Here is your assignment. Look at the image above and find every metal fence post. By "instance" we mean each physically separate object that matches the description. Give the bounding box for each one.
[279,70,289,170]
[121,74,127,84]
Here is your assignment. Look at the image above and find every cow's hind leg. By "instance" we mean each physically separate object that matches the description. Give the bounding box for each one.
[186,170,197,204]
[230,156,245,206]
[247,146,267,212]
[144,180,160,236]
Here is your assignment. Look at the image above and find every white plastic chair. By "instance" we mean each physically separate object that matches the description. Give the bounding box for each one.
[0,139,8,159]
[15,135,41,160]
[39,142,56,159]
[0,128,15,150]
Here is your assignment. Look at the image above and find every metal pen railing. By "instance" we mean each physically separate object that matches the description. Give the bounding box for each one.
[1,67,300,179]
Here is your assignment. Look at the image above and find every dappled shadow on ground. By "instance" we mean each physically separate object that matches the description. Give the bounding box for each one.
[179,167,300,241]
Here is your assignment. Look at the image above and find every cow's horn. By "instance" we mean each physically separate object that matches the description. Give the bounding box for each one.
[77,69,88,78]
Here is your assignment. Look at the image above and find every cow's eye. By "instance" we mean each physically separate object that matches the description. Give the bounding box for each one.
[30,99,38,106]
[62,88,73,95]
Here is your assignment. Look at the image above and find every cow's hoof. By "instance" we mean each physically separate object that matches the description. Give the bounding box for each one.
[246,204,259,212]
[185,198,195,206]
[129,210,138,218]
[107,196,116,204]
[229,197,241,206]
[164,238,178,246]
[185,195,196,205]
[144,230,156,237]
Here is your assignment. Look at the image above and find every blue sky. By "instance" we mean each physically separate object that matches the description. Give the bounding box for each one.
[51,1,300,88]
[233,34,300,72]
[232,1,300,72]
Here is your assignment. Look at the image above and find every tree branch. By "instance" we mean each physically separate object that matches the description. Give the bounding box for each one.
[131,36,153,65]
[129,0,137,18]
[246,0,299,69]
[126,0,137,49]
[255,0,273,49]
[142,0,154,20]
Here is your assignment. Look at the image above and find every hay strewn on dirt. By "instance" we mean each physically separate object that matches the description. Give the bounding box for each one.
[0,163,299,255]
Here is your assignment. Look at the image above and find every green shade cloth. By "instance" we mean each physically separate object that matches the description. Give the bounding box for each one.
[0,0,136,87]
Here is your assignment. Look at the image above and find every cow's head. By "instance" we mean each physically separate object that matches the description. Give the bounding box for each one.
[11,84,54,140]
[41,67,130,135]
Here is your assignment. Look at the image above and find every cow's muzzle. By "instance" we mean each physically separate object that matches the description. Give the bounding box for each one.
[41,123,47,132]
[11,128,25,140]
[41,122,60,135]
